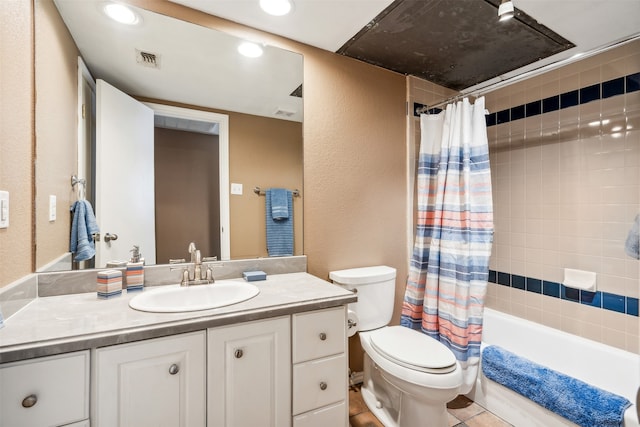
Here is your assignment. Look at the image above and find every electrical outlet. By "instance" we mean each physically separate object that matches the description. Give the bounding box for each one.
[0,191,9,229]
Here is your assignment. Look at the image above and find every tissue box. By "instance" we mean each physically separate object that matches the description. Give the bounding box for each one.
[97,270,123,299]
[243,270,267,281]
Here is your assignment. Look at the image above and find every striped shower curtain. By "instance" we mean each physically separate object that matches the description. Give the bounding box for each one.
[400,97,493,393]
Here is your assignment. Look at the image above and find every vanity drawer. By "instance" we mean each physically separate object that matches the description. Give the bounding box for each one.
[0,350,90,427]
[293,400,347,427]
[292,306,346,363]
[292,353,347,415]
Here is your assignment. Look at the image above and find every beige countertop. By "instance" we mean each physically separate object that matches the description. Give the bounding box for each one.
[0,272,356,364]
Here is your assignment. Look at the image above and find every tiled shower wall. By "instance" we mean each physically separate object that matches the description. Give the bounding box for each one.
[409,39,639,354]
[483,39,639,354]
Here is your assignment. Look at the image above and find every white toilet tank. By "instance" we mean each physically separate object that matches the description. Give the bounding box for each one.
[329,266,396,331]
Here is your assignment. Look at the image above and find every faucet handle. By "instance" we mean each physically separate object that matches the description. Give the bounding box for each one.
[170,266,191,286]
[169,258,186,264]
[202,256,218,262]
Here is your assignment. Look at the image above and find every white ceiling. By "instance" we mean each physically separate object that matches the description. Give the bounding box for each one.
[172,0,640,92]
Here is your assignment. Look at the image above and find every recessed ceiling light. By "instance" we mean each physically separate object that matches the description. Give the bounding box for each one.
[104,3,140,25]
[260,0,293,16]
[238,42,263,58]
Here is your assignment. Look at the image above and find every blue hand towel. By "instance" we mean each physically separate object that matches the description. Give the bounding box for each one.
[70,200,100,262]
[265,189,293,256]
[625,214,639,259]
[482,345,631,427]
[269,188,289,220]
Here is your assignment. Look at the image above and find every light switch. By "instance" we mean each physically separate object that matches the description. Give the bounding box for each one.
[0,191,9,229]
[231,183,243,195]
[49,195,57,221]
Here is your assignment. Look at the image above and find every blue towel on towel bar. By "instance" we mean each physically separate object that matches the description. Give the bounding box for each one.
[70,200,100,262]
[265,189,293,256]
[482,345,631,427]
[270,188,289,220]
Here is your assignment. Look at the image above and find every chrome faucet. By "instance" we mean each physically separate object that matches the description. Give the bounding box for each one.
[173,242,218,286]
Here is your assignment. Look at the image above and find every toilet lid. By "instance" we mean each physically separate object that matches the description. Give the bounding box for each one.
[369,326,457,374]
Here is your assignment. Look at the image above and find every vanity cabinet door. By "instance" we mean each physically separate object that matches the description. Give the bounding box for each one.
[0,350,89,427]
[208,316,291,427]
[93,330,206,427]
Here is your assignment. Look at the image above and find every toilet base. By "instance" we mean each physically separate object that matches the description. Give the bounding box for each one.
[361,352,453,427]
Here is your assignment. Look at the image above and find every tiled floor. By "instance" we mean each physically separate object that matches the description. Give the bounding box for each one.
[349,386,513,427]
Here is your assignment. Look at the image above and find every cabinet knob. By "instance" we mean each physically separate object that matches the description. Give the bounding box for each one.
[319,332,327,341]
[22,394,38,408]
[319,382,327,391]
[169,364,180,375]
[234,349,243,359]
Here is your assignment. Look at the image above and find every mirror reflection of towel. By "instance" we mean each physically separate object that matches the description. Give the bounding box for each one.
[270,188,289,220]
[265,189,293,256]
[70,200,100,261]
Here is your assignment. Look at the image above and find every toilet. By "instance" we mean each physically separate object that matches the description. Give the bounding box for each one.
[330,266,462,427]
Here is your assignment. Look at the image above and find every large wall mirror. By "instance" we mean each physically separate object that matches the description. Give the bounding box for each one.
[35,0,303,272]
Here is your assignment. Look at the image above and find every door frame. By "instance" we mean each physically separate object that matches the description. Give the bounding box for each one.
[144,103,230,261]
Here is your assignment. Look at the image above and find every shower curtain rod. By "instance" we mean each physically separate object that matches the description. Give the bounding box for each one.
[417,34,640,115]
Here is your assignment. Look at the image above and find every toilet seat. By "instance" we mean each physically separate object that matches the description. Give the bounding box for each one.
[369,326,457,374]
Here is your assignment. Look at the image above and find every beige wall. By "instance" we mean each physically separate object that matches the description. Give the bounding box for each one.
[483,41,640,354]
[0,1,34,285]
[34,0,79,270]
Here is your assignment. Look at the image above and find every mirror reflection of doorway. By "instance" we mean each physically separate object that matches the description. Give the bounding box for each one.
[154,125,221,262]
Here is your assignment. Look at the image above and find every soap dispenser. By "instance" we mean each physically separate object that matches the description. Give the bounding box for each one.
[126,245,145,292]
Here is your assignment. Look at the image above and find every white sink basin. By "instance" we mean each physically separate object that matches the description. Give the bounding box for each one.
[129,281,260,313]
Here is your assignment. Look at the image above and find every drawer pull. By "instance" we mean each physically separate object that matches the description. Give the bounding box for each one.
[234,349,244,359]
[169,364,180,375]
[22,394,38,408]
[319,332,327,341]
[319,382,327,391]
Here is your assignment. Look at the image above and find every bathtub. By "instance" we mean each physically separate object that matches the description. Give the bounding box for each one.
[467,308,639,427]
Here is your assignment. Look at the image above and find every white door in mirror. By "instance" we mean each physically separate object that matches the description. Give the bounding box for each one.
[0,191,8,229]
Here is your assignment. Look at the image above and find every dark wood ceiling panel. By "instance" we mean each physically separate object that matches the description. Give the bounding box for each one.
[337,0,574,91]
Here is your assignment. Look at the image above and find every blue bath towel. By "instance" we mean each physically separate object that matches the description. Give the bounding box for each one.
[70,200,100,262]
[270,188,289,220]
[482,345,631,427]
[625,214,639,259]
[265,189,293,256]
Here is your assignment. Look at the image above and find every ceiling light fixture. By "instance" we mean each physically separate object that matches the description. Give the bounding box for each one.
[238,42,263,58]
[259,0,293,16]
[103,3,140,25]
[498,0,514,21]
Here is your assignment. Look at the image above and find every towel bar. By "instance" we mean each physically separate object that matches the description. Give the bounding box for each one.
[253,187,300,197]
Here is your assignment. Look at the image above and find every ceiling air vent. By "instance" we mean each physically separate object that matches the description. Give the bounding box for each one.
[136,49,160,68]
[274,108,295,118]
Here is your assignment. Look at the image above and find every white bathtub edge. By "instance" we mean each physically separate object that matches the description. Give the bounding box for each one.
[468,308,639,427]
